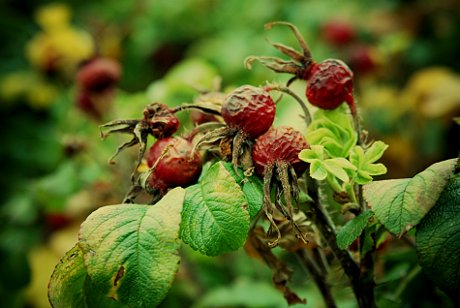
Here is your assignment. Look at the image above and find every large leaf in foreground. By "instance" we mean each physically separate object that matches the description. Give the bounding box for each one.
[364,159,456,235]
[78,188,185,308]
[48,245,123,307]
[416,174,460,299]
[180,162,249,256]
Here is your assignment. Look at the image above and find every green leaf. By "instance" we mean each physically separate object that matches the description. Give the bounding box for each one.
[222,162,263,220]
[416,174,460,299]
[242,176,263,220]
[364,159,457,236]
[365,163,387,175]
[363,141,388,163]
[49,245,123,308]
[78,188,185,308]
[301,146,356,183]
[349,146,365,167]
[336,211,374,249]
[310,160,327,180]
[180,162,250,256]
[350,142,388,185]
[323,158,356,182]
[306,105,357,158]
[298,145,324,162]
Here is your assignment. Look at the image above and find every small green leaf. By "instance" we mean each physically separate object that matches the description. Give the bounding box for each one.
[349,146,365,167]
[350,142,388,185]
[49,245,123,308]
[364,159,457,236]
[299,145,324,162]
[336,211,374,250]
[355,172,374,185]
[323,158,356,182]
[363,141,388,163]
[416,173,460,298]
[180,162,250,256]
[365,163,387,175]
[306,105,357,158]
[78,188,185,308]
[323,160,350,182]
[310,160,327,180]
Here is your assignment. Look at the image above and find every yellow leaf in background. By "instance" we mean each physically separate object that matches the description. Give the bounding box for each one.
[0,71,36,102]
[400,67,460,118]
[99,29,123,60]
[26,82,58,109]
[35,3,71,30]
[379,135,415,178]
[48,223,80,258]
[25,246,61,308]
[26,3,95,77]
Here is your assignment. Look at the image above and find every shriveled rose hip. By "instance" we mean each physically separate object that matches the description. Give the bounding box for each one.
[304,59,355,113]
[222,85,276,139]
[252,126,309,177]
[146,137,202,193]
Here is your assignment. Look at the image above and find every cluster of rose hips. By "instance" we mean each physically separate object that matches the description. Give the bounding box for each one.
[100,22,358,245]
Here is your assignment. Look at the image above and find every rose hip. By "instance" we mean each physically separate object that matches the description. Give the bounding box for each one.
[304,59,355,112]
[77,57,121,92]
[222,85,276,139]
[252,126,309,176]
[146,137,202,193]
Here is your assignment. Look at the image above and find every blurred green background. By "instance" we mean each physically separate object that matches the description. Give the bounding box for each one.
[0,0,459,307]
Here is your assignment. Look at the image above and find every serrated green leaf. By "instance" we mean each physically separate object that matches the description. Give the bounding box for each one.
[222,162,263,220]
[180,162,249,256]
[310,160,327,180]
[78,188,185,308]
[364,159,457,236]
[242,176,263,220]
[222,162,245,182]
[49,245,86,307]
[49,245,123,308]
[416,174,460,299]
[336,211,374,250]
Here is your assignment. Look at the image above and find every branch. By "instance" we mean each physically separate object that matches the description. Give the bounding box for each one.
[305,175,375,308]
[296,249,337,308]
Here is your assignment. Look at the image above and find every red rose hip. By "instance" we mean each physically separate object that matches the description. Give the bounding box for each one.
[304,59,355,112]
[146,137,202,193]
[77,57,121,92]
[252,126,309,176]
[222,85,276,139]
